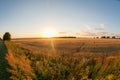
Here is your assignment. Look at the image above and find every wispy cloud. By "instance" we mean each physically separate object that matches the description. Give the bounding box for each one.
[58,32,67,34]
[58,32,67,36]
[80,23,107,37]
[57,23,118,38]
[100,23,106,29]
[94,23,106,31]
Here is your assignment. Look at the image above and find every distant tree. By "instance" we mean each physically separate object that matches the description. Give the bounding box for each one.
[112,36,116,39]
[3,32,11,41]
[106,36,110,39]
[0,37,2,40]
[101,36,106,38]
[96,37,99,39]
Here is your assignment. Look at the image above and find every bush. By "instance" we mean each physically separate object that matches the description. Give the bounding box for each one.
[101,36,106,38]
[0,37,2,40]
[3,32,11,41]
[112,36,116,39]
[106,36,110,38]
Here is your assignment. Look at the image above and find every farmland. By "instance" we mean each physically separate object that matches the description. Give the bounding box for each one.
[4,38,120,80]
[13,38,120,55]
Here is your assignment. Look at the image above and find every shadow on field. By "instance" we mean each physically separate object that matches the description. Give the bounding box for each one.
[0,41,11,80]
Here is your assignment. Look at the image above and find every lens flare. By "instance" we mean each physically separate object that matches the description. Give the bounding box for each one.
[43,28,56,38]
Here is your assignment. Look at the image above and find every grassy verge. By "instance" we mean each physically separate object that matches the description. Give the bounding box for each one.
[0,41,11,80]
[5,41,120,80]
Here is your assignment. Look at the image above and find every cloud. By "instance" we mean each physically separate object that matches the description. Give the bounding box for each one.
[57,23,108,37]
[58,32,68,37]
[100,23,106,29]
[77,23,119,37]
[58,32,67,34]
[81,24,108,37]
[95,28,104,30]
[85,25,94,32]
[80,25,96,37]
[94,23,106,30]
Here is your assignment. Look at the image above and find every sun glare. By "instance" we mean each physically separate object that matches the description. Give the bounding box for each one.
[43,28,56,38]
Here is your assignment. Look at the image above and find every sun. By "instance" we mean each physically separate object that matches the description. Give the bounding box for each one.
[43,28,56,38]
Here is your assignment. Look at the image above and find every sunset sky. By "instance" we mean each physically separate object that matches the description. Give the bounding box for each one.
[0,0,120,38]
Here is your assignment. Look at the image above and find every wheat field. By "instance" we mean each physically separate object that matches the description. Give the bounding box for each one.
[13,38,120,54]
[5,38,120,80]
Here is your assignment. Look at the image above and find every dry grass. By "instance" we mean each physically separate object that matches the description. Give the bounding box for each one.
[13,38,120,55]
[5,38,120,80]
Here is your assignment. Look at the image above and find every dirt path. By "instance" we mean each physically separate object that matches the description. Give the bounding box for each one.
[0,41,10,80]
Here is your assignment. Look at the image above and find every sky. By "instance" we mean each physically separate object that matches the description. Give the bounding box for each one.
[0,0,120,38]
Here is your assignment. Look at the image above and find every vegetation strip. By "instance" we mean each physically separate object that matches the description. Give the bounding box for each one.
[0,41,11,80]
[4,40,120,80]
